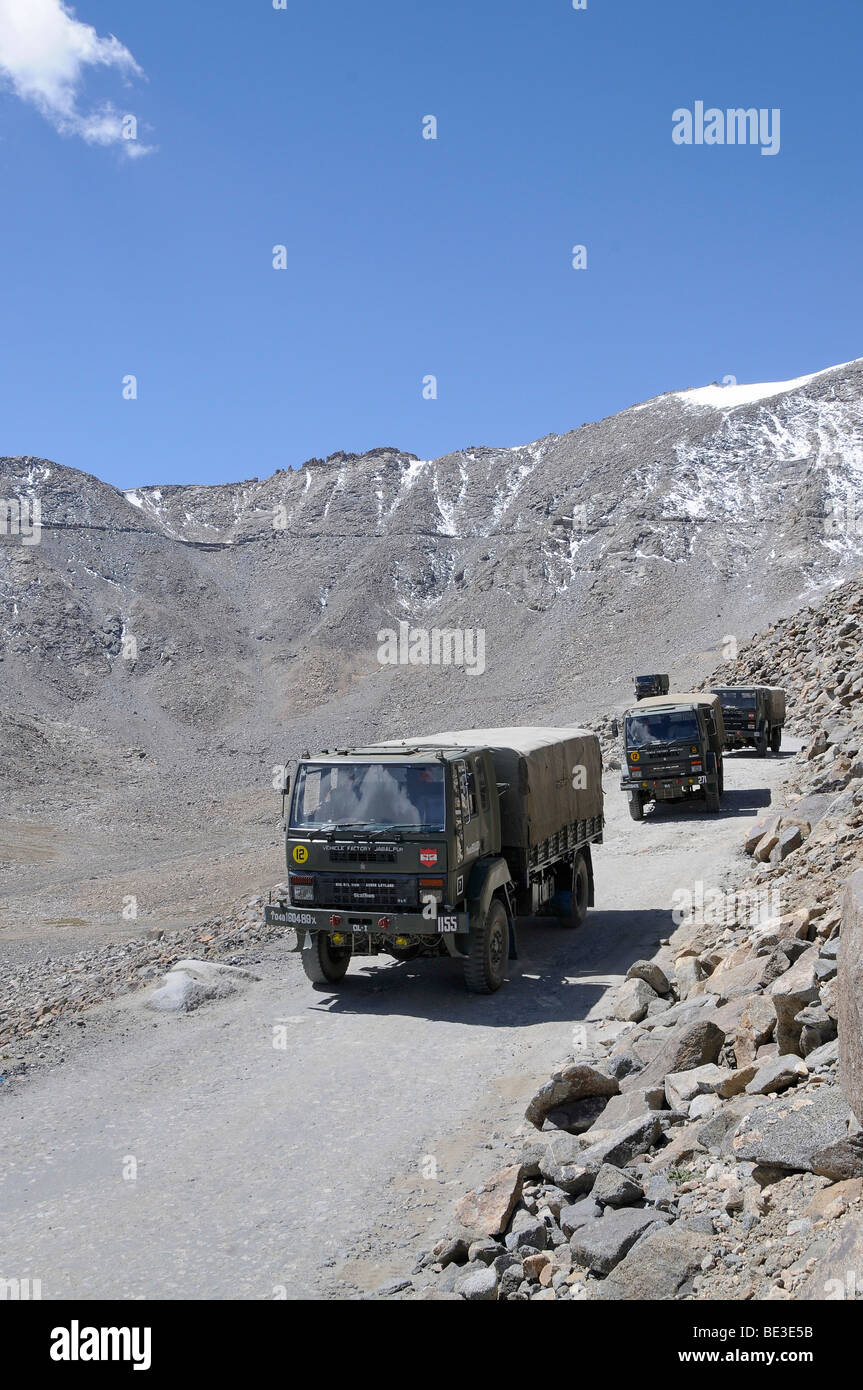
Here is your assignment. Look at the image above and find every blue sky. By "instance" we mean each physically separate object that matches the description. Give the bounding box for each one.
[0,0,860,489]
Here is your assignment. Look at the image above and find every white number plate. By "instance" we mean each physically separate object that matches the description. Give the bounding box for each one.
[437,915,459,933]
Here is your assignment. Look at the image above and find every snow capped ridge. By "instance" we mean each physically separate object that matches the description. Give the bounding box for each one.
[630,357,863,415]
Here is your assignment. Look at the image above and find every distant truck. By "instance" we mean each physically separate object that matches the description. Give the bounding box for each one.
[620,692,725,820]
[634,674,670,700]
[710,685,786,757]
[265,727,604,994]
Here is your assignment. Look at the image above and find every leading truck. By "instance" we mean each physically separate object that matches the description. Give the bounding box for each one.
[265,727,604,994]
[620,692,725,820]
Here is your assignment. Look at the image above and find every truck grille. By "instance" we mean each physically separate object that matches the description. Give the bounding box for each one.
[318,875,417,909]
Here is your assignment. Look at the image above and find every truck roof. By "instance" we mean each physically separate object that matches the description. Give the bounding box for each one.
[625,692,722,714]
[380,726,597,755]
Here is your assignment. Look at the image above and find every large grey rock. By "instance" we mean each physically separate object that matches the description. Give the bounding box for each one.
[544,1095,610,1134]
[800,1211,863,1300]
[626,960,670,995]
[696,1095,770,1155]
[585,1086,665,1134]
[525,1063,618,1129]
[504,1211,548,1253]
[570,1207,669,1275]
[146,959,258,1012]
[745,1054,809,1096]
[615,976,658,1023]
[593,1226,711,1300]
[769,946,821,1055]
[664,1063,726,1110]
[731,1085,858,1173]
[458,1265,500,1300]
[620,1020,725,1094]
[577,1114,666,1172]
[591,1163,644,1208]
[839,870,863,1127]
[560,1198,602,1237]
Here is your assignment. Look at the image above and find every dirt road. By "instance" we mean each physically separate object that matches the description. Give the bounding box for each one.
[0,747,794,1299]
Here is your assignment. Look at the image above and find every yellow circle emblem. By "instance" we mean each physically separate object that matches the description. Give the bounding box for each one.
[630,751,640,763]
[292,845,309,864]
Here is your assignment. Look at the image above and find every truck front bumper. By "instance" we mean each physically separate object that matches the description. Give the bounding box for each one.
[621,774,708,801]
[264,902,468,937]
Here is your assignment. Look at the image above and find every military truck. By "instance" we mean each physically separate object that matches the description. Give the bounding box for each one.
[265,727,604,994]
[634,674,670,701]
[709,685,786,757]
[620,693,725,820]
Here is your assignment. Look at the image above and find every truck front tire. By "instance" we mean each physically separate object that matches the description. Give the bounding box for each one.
[301,932,352,987]
[465,898,508,994]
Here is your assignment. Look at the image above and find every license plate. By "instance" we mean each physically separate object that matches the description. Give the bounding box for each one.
[697,776,707,784]
[265,906,315,927]
[437,915,459,933]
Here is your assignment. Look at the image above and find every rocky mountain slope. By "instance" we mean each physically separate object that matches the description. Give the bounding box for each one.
[2,357,863,933]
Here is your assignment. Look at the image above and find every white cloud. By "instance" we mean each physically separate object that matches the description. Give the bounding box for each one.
[0,0,152,154]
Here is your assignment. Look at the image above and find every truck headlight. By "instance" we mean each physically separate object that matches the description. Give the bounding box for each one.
[290,874,314,903]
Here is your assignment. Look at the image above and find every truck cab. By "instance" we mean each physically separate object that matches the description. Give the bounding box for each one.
[620,693,725,820]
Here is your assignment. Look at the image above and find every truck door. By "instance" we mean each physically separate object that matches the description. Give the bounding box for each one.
[452,759,481,867]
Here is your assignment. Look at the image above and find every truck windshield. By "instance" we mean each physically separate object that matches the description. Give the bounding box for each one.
[626,710,700,748]
[291,762,446,831]
[714,689,756,709]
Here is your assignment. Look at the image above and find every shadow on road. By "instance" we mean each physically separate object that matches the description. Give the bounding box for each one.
[643,786,773,822]
[304,907,674,1027]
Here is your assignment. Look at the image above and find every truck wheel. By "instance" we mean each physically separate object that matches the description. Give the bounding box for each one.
[571,852,590,927]
[628,792,644,821]
[718,760,724,795]
[301,932,351,987]
[770,727,782,754]
[465,899,508,994]
[756,727,768,758]
[705,784,721,812]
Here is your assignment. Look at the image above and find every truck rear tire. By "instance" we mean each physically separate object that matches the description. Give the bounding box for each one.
[571,852,590,927]
[756,727,768,758]
[465,898,508,994]
[628,792,645,822]
[705,784,721,812]
[770,727,782,754]
[301,932,351,987]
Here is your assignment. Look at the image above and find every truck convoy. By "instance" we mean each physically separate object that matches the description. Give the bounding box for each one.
[265,727,604,994]
[620,692,725,820]
[634,674,670,700]
[710,685,786,757]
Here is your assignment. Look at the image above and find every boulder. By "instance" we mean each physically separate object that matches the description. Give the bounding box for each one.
[559,1198,602,1237]
[591,1163,644,1208]
[732,996,777,1067]
[696,1095,770,1156]
[800,1211,863,1300]
[745,1054,809,1096]
[664,1063,726,1111]
[576,1114,666,1172]
[839,870,863,1127]
[458,1265,500,1300]
[592,1224,710,1299]
[732,1085,857,1173]
[569,1207,669,1275]
[615,976,658,1023]
[585,1086,665,1134]
[455,1165,525,1240]
[620,1020,725,1095]
[769,946,821,1055]
[544,1095,610,1134]
[626,960,670,995]
[524,1063,619,1130]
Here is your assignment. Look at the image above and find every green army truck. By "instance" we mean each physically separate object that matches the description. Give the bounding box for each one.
[620,692,725,820]
[265,727,604,994]
[634,674,670,701]
[709,685,786,757]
